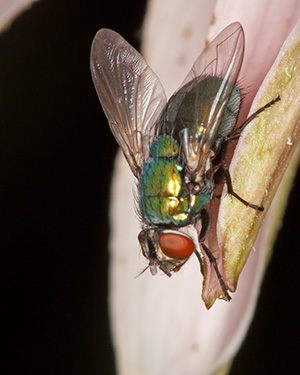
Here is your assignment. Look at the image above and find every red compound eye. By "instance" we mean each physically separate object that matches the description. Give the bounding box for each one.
[159,232,194,259]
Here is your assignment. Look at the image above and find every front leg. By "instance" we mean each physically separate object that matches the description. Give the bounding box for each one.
[194,209,231,301]
[214,164,264,211]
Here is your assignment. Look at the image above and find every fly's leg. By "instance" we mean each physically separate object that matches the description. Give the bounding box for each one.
[229,95,280,139]
[212,97,280,209]
[214,164,264,210]
[212,96,280,169]
[194,208,231,301]
[212,96,280,167]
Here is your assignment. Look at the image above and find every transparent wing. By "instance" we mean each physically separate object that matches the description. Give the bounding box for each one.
[90,29,167,177]
[156,22,244,178]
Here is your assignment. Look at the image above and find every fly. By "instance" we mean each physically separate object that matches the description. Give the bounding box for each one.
[90,22,279,303]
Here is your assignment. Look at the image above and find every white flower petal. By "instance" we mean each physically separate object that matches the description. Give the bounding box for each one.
[0,0,38,33]
[108,1,300,374]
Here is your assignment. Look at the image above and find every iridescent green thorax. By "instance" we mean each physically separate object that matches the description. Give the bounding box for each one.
[139,135,211,226]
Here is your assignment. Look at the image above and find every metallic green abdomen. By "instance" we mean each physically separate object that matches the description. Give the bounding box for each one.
[155,76,241,148]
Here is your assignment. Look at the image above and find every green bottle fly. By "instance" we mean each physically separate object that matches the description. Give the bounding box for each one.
[91,22,277,306]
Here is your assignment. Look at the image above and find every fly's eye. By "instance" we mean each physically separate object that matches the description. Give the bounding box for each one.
[159,233,194,259]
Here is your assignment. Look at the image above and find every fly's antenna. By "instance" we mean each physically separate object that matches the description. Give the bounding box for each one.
[136,265,150,278]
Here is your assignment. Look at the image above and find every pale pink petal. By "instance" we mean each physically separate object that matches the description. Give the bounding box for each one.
[0,0,38,33]
[108,1,300,374]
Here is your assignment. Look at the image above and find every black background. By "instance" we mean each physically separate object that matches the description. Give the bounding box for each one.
[1,1,299,374]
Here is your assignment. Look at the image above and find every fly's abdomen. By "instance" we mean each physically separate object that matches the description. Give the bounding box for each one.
[213,84,241,152]
[156,76,241,146]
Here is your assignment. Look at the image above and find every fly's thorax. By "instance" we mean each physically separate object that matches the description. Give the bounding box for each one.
[138,135,211,226]
[138,227,195,276]
[138,156,191,226]
[149,134,179,158]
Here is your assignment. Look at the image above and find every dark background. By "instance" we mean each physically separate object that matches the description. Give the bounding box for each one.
[1,1,299,374]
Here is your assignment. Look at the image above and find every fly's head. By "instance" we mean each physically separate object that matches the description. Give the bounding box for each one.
[138,227,195,276]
